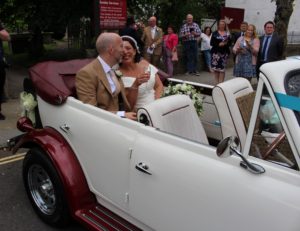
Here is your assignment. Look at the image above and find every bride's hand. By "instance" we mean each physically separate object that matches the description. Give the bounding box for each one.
[134,72,150,87]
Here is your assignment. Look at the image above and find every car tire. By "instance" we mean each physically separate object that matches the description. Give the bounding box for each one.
[23,147,71,227]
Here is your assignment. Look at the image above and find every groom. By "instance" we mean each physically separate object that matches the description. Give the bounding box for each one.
[76,32,136,120]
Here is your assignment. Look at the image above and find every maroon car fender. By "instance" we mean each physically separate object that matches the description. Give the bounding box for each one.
[14,127,96,215]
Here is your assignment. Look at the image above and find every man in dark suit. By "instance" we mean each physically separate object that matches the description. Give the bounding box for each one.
[76,32,136,120]
[257,21,284,77]
[232,21,248,45]
[232,21,248,62]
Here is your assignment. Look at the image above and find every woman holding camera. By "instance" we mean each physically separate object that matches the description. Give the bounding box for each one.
[233,24,260,82]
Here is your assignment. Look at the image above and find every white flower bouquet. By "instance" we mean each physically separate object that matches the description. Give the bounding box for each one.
[20,91,38,125]
[163,83,203,116]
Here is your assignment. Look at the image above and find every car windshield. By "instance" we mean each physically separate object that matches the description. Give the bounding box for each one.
[285,72,300,125]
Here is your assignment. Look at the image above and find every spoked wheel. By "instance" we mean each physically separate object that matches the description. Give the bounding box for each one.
[23,148,70,227]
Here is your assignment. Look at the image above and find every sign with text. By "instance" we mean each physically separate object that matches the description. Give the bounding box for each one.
[99,0,127,30]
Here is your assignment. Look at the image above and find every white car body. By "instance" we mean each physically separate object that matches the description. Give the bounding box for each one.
[16,59,300,231]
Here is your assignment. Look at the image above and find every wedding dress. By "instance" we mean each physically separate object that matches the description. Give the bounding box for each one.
[122,64,158,110]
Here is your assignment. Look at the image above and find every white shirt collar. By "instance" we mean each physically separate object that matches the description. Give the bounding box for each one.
[97,56,111,74]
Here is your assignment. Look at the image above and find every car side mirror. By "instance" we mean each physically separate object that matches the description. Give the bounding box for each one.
[216,136,265,174]
[217,136,240,158]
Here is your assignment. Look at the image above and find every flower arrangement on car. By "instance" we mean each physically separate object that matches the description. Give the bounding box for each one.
[20,91,38,125]
[163,83,203,116]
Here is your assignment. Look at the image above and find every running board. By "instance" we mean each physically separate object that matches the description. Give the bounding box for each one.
[76,204,142,231]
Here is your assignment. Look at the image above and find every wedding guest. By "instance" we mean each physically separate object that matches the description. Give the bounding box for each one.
[119,17,144,54]
[136,21,145,43]
[232,21,248,46]
[233,24,260,82]
[76,32,136,120]
[162,25,178,77]
[200,26,212,72]
[179,14,201,75]
[210,19,231,84]
[0,20,10,120]
[120,35,163,111]
[257,21,284,78]
[232,21,248,62]
[141,16,163,67]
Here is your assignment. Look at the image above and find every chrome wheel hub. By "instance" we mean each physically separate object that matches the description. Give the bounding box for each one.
[28,164,56,215]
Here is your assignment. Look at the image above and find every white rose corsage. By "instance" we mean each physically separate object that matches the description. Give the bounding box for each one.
[114,70,123,79]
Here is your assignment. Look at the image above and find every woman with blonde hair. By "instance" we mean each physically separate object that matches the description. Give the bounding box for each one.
[233,24,260,82]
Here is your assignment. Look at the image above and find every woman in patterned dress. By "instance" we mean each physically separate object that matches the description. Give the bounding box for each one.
[210,19,231,84]
[233,24,260,82]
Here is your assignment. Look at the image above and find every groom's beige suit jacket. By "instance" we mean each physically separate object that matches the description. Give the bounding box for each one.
[76,59,131,112]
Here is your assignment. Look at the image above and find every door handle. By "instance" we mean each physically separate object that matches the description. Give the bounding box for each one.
[59,124,70,134]
[135,162,152,175]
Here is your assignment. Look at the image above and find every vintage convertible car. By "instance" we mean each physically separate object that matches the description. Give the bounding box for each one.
[12,59,300,231]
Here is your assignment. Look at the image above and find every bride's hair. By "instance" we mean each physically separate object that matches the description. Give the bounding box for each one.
[121,35,141,63]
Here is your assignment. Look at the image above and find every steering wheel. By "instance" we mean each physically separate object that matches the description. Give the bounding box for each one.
[262,131,286,160]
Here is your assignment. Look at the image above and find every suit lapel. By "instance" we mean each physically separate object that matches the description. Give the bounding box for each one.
[92,59,113,95]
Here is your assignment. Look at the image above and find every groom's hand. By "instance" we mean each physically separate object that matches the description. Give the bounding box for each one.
[125,112,137,120]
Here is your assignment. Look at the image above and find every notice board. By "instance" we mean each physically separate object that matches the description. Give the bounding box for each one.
[99,0,127,29]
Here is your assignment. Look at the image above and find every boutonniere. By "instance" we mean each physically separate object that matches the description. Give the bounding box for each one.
[114,70,123,79]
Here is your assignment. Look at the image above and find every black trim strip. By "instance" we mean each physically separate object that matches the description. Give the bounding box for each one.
[162,104,190,116]
[234,86,250,94]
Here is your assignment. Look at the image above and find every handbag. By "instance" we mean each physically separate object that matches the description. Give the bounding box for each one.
[171,50,178,62]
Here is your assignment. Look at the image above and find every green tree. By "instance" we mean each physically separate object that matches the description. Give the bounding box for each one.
[127,0,225,31]
[0,0,92,57]
[272,0,295,58]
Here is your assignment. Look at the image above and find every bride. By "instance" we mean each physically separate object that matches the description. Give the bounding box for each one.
[119,35,163,111]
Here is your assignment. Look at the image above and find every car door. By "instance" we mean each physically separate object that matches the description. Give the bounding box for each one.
[39,97,141,211]
[129,108,300,230]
